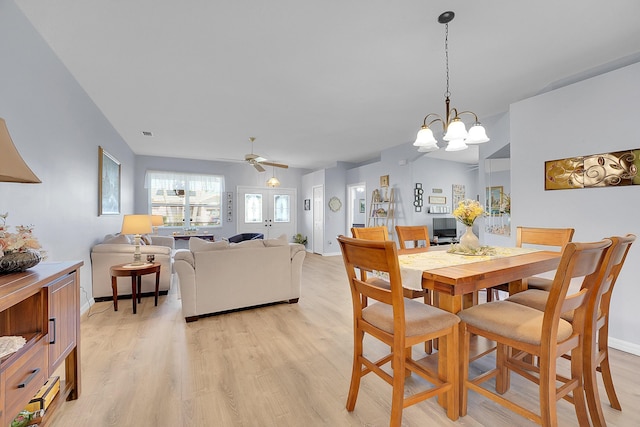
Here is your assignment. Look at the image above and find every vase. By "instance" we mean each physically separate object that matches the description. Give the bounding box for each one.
[0,249,42,274]
[459,225,480,251]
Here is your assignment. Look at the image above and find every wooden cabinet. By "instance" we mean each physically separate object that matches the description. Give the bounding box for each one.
[0,261,82,426]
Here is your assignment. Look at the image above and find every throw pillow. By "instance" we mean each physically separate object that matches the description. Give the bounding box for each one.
[263,234,289,247]
[189,237,229,252]
[230,239,265,248]
[140,234,153,245]
[104,234,131,244]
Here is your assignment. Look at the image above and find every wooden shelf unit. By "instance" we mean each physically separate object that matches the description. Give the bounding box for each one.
[367,188,395,237]
[0,261,82,427]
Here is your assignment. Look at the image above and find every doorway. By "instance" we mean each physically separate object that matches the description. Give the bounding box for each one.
[237,186,297,239]
[347,183,366,236]
[312,185,323,254]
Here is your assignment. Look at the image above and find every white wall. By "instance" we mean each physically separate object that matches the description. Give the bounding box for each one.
[511,61,640,353]
[0,0,136,308]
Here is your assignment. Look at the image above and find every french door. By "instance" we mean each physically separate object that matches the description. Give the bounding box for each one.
[237,186,297,239]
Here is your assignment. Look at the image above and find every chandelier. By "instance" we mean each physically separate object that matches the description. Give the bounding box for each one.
[413,11,489,153]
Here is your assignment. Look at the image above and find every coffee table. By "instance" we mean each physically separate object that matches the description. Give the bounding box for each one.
[109,262,161,314]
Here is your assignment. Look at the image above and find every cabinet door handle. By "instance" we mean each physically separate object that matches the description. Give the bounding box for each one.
[18,368,41,388]
[49,317,56,344]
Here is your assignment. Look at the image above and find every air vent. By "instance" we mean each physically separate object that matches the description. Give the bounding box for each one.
[142,131,153,136]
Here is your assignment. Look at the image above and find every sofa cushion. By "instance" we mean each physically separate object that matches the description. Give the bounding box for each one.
[189,237,229,252]
[104,234,131,244]
[264,234,288,247]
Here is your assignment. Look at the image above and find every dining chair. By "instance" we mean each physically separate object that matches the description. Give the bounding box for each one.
[351,226,425,299]
[458,238,612,427]
[337,235,460,426]
[395,225,430,253]
[486,226,575,301]
[352,225,432,352]
[507,234,635,427]
[351,225,389,241]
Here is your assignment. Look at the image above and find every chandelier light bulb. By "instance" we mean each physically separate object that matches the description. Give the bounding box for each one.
[443,119,468,141]
[445,138,468,152]
[413,127,439,150]
[466,123,490,144]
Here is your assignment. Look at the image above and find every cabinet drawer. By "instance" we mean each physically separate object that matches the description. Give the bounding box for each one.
[3,340,47,422]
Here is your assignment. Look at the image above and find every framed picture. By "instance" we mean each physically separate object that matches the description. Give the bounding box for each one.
[429,196,446,205]
[485,186,504,214]
[98,146,121,215]
[359,198,365,213]
[304,199,311,211]
[380,175,389,187]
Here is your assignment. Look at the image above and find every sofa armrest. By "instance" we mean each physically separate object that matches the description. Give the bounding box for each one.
[92,243,172,255]
[174,249,194,268]
[150,235,175,250]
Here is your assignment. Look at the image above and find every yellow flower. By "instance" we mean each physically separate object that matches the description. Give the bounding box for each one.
[453,199,484,227]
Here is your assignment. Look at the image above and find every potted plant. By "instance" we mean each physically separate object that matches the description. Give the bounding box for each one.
[293,233,308,246]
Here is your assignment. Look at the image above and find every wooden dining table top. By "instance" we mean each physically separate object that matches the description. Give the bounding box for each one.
[399,247,562,314]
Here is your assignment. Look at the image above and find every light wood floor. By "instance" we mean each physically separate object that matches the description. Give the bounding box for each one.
[48,253,640,426]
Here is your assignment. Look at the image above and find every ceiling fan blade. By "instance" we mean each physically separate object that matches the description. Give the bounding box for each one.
[261,161,288,169]
[253,163,265,172]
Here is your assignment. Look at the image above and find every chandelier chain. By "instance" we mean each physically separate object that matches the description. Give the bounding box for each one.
[444,22,450,99]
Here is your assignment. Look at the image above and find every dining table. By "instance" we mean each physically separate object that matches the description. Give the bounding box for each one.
[397,245,562,415]
[398,245,562,314]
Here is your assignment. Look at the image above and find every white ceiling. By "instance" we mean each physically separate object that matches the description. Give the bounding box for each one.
[15,1,640,170]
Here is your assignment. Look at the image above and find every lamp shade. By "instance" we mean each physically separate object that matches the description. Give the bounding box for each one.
[443,119,468,141]
[150,215,164,226]
[445,139,468,152]
[121,214,153,235]
[0,118,41,183]
[466,123,490,144]
[266,176,281,187]
[413,127,439,150]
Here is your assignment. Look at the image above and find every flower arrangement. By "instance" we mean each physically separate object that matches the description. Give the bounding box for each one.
[453,199,484,227]
[0,213,44,258]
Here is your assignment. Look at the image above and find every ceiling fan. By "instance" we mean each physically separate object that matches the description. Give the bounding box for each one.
[244,137,288,172]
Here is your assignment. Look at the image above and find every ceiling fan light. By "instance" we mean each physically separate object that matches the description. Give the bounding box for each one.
[466,123,490,144]
[445,138,468,152]
[443,119,468,141]
[413,127,439,150]
[266,176,280,187]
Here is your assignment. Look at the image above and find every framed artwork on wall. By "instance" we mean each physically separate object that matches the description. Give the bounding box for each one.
[359,198,365,213]
[98,146,121,216]
[429,196,446,205]
[304,199,311,211]
[380,175,389,187]
[485,186,503,214]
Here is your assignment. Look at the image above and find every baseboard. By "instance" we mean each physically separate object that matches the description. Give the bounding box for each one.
[609,337,640,356]
[322,251,341,257]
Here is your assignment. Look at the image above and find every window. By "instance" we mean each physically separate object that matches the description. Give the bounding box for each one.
[145,171,224,227]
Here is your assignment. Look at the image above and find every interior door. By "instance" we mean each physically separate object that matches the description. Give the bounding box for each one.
[312,185,323,254]
[237,186,296,239]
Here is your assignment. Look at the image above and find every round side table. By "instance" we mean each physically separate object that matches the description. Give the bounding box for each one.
[109,262,161,314]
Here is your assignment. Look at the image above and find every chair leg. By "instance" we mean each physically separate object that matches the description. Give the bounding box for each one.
[424,291,433,354]
[569,346,591,427]
[538,354,559,427]
[495,343,510,394]
[390,347,406,427]
[598,324,622,410]
[460,323,470,417]
[346,329,364,411]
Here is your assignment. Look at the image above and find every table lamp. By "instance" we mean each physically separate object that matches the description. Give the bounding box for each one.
[150,215,164,235]
[0,118,41,183]
[121,214,152,265]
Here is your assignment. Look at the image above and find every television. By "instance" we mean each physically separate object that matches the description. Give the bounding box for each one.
[432,217,458,239]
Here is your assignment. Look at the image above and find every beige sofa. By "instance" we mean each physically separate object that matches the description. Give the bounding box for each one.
[91,234,175,300]
[174,236,306,321]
